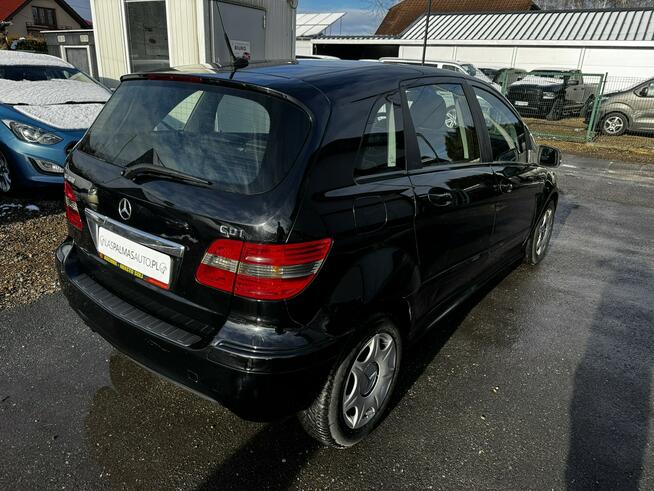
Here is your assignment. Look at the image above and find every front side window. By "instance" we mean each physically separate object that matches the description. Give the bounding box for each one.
[473,87,527,162]
[355,92,404,177]
[125,0,170,72]
[405,83,480,166]
[641,82,654,98]
[80,80,311,195]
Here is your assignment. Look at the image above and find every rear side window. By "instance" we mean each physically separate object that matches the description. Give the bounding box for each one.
[79,80,311,195]
[355,92,404,177]
[473,87,527,162]
[405,83,480,166]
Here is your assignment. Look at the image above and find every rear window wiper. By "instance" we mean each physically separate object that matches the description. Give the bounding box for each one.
[122,164,212,187]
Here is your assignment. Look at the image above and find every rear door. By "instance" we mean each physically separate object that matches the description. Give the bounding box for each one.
[402,77,496,321]
[470,84,545,260]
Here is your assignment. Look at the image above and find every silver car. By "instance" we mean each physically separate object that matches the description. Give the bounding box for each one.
[594,78,654,136]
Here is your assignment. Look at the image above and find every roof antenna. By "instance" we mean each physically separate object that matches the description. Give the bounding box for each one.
[421,0,433,65]
[215,3,249,70]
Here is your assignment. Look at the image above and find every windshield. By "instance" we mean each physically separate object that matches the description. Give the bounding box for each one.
[0,65,95,83]
[79,79,312,195]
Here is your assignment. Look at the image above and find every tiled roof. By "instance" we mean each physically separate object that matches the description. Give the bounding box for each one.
[0,0,27,21]
[375,0,538,35]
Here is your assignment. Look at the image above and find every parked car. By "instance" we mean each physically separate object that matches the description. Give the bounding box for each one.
[506,69,596,121]
[56,60,560,448]
[380,58,502,92]
[588,77,654,136]
[485,67,528,89]
[0,51,110,194]
[296,54,340,60]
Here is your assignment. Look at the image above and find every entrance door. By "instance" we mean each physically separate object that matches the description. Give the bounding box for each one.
[63,47,91,75]
[211,1,266,63]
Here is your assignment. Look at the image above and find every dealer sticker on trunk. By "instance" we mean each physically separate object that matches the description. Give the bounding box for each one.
[96,227,171,288]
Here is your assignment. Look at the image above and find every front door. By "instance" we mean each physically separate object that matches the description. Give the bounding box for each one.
[471,84,544,259]
[632,81,654,131]
[403,78,496,322]
[63,47,91,75]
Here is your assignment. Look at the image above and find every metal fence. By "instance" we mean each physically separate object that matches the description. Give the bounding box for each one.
[495,69,654,150]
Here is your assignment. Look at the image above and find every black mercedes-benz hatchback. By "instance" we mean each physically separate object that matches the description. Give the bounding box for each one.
[57,60,560,448]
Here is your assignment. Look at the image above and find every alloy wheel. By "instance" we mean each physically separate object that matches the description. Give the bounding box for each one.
[342,332,398,430]
[535,208,554,256]
[0,153,11,193]
[603,116,624,135]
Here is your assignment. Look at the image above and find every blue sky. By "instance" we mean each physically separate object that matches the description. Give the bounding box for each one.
[68,0,382,34]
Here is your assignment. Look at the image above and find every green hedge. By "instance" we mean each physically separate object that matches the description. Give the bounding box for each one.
[5,36,48,53]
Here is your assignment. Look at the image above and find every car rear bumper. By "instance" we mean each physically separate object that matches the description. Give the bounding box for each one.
[56,240,339,421]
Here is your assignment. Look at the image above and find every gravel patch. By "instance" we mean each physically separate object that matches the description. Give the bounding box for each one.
[0,197,66,311]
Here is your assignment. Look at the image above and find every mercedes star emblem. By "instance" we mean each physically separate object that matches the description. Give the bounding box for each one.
[118,198,132,221]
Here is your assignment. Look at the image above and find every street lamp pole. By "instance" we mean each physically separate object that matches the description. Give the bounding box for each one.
[421,0,433,65]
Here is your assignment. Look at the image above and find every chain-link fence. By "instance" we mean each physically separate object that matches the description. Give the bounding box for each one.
[496,69,654,150]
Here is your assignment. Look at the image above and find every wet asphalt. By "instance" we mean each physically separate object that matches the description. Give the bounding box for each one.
[1,154,653,490]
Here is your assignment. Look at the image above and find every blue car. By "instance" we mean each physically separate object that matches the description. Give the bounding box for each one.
[0,51,110,194]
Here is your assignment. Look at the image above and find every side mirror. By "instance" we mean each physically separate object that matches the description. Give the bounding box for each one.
[538,145,561,168]
[638,86,649,97]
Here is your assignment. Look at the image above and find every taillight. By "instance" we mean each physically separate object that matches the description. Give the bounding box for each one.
[64,180,82,230]
[196,238,332,300]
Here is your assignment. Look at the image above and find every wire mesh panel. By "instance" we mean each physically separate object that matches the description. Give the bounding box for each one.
[497,69,654,151]
[589,75,654,152]
[498,70,606,143]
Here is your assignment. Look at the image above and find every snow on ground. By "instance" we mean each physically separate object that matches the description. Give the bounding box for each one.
[0,79,110,105]
[13,104,105,130]
[0,50,71,67]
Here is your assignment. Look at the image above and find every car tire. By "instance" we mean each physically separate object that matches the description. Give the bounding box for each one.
[298,316,402,448]
[546,98,564,121]
[0,150,15,194]
[525,200,556,265]
[600,112,628,136]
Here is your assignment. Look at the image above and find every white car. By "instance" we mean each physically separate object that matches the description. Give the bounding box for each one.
[379,58,502,92]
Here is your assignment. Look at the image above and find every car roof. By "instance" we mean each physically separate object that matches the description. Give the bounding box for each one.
[0,50,73,68]
[137,59,470,105]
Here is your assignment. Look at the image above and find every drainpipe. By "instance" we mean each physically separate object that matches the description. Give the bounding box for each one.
[421,0,432,65]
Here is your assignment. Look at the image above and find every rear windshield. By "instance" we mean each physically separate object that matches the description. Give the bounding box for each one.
[79,79,312,195]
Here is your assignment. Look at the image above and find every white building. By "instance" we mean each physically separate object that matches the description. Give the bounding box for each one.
[311,8,654,80]
[90,0,298,87]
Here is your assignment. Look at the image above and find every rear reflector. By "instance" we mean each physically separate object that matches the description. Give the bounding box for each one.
[196,238,332,300]
[64,180,82,230]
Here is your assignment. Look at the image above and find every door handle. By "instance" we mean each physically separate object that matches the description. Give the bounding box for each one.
[428,191,453,207]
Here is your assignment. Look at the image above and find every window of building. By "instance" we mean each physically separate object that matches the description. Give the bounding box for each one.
[125,0,170,72]
[32,7,57,27]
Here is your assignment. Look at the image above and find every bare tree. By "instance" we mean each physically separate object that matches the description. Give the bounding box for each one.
[362,0,399,20]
